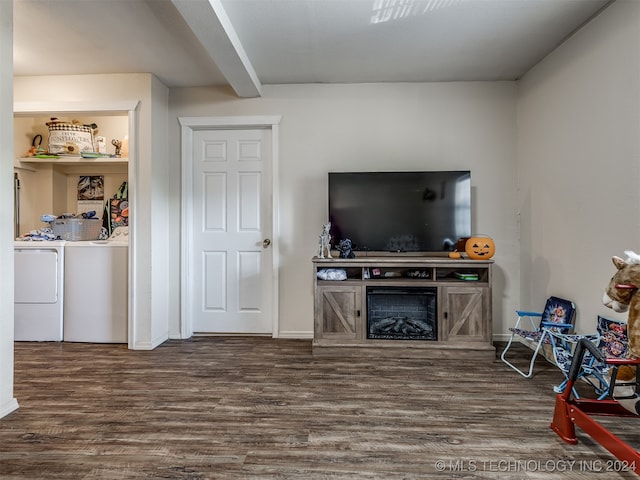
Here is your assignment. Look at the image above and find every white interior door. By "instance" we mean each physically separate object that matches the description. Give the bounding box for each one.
[189,128,273,334]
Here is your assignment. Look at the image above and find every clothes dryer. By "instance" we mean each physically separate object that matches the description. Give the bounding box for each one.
[14,241,66,341]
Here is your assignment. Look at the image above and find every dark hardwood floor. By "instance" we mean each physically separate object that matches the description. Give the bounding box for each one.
[1,337,638,479]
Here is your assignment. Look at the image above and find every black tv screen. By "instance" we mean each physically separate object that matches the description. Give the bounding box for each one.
[328,171,471,252]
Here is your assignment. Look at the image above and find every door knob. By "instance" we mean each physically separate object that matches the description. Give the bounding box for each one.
[263,238,271,248]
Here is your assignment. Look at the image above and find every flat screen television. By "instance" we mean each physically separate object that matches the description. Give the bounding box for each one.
[328,171,471,252]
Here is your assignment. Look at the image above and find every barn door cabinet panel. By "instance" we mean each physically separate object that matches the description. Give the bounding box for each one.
[312,256,494,358]
[315,285,362,342]
[440,285,491,343]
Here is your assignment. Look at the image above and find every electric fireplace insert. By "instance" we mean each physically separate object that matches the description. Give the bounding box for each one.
[366,286,437,340]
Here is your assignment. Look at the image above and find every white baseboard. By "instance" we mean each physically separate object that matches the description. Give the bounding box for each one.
[131,332,170,350]
[0,397,19,419]
[277,330,314,339]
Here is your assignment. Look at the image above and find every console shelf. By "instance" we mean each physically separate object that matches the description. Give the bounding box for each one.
[313,256,494,359]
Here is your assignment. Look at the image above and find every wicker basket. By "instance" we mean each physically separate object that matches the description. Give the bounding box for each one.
[46,119,95,156]
[52,218,102,241]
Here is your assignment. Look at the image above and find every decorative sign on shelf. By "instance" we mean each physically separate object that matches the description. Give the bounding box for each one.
[46,118,96,156]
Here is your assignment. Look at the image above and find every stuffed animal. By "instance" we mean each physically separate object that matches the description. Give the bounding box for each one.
[336,238,355,259]
[603,251,640,413]
[603,251,640,358]
[317,222,332,259]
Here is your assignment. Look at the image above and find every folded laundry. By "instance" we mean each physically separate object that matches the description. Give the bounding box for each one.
[18,227,57,241]
[41,211,97,223]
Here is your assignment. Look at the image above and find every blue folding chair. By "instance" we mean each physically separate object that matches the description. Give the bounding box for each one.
[550,316,629,399]
[501,296,576,377]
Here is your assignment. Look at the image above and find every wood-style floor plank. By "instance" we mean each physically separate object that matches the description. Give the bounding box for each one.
[1,337,638,479]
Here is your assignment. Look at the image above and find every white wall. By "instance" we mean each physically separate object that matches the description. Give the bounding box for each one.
[149,75,171,345]
[169,82,519,337]
[0,0,18,419]
[517,0,640,332]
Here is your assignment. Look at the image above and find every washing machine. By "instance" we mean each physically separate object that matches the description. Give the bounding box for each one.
[14,241,66,341]
[63,228,128,343]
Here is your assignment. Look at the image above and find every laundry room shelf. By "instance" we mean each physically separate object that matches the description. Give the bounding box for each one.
[17,156,128,165]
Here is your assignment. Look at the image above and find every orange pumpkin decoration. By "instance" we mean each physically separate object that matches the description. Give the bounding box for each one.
[465,236,495,260]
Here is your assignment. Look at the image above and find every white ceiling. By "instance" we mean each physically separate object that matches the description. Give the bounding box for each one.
[13,0,612,97]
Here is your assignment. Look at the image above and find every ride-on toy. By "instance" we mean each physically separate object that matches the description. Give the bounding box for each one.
[551,252,640,473]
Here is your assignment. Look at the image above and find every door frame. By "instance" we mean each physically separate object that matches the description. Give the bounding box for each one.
[178,115,281,339]
[14,100,139,349]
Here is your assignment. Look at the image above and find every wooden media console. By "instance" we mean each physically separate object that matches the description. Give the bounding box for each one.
[313,255,494,359]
